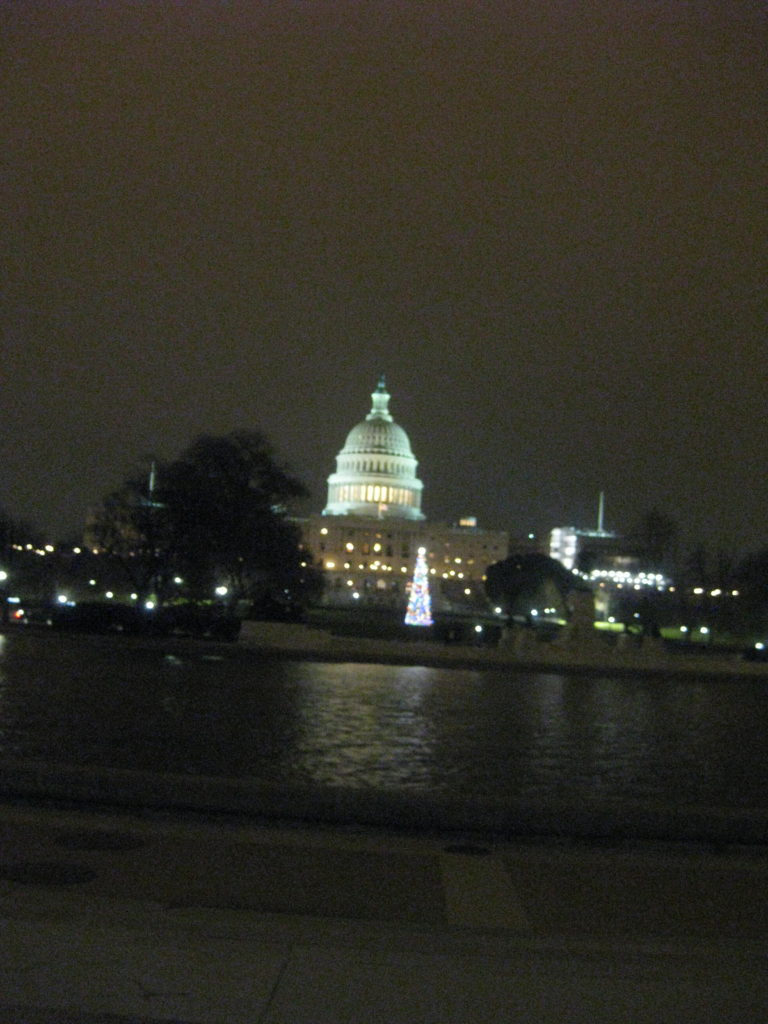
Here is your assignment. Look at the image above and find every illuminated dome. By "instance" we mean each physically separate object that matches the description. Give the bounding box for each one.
[323,377,425,520]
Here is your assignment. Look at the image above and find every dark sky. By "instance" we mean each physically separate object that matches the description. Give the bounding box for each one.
[2,2,765,554]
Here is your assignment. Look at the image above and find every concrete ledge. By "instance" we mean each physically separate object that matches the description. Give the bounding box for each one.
[236,624,768,679]
[2,758,767,846]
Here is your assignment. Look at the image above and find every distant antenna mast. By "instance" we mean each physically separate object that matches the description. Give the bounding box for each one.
[597,491,605,533]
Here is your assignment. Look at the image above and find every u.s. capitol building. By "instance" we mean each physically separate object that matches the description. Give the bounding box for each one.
[300,378,508,610]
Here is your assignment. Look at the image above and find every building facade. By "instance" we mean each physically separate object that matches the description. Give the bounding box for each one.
[300,378,508,610]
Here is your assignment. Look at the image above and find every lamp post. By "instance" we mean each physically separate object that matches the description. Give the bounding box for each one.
[0,570,8,626]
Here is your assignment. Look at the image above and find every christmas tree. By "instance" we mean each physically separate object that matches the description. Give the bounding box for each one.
[405,546,433,626]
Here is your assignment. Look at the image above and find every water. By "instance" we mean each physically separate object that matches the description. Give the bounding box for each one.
[1,631,768,818]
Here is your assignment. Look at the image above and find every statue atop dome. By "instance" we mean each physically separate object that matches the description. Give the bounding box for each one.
[322,377,425,520]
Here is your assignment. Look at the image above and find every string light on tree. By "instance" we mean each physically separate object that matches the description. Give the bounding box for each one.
[405,546,433,627]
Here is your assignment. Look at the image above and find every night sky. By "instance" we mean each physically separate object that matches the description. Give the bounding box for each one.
[2,2,765,555]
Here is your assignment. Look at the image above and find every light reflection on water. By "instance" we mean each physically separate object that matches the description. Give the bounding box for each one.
[1,631,768,809]
[287,662,438,790]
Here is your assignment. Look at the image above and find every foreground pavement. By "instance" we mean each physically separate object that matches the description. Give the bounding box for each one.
[1,801,767,1023]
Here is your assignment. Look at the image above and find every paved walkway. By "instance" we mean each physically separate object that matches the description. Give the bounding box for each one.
[1,801,767,1023]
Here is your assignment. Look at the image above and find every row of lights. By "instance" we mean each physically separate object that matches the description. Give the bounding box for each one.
[54,582,229,607]
[588,569,669,587]
[11,544,95,556]
[606,616,711,637]
[589,568,741,599]
[691,587,740,597]
[326,560,408,573]
[328,559,474,582]
[11,544,57,557]
[333,540,474,566]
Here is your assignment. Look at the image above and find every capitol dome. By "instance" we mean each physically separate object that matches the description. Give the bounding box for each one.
[323,377,425,520]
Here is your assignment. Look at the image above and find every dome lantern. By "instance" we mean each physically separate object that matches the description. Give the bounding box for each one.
[367,375,393,422]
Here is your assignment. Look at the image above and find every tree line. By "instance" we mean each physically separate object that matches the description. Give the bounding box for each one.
[1,442,767,634]
[86,430,323,614]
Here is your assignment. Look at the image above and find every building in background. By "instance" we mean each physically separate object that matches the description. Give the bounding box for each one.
[549,525,623,573]
[300,378,508,610]
[549,500,671,621]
